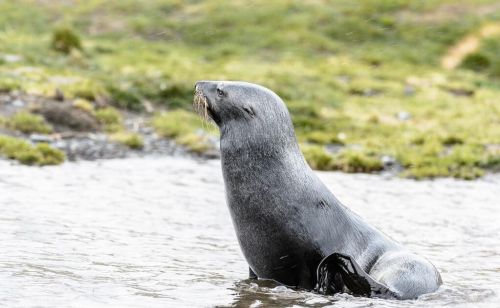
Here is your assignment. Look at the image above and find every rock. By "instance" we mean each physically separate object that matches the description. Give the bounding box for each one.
[54,88,65,101]
[203,149,221,159]
[396,111,412,121]
[337,75,350,84]
[486,144,500,154]
[349,88,381,97]
[37,102,100,132]
[142,100,155,113]
[12,99,25,108]
[325,144,344,154]
[444,86,475,97]
[30,134,53,143]
[94,95,109,108]
[381,155,396,167]
[3,54,22,63]
[404,85,416,96]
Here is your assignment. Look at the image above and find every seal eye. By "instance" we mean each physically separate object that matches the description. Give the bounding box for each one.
[217,88,225,97]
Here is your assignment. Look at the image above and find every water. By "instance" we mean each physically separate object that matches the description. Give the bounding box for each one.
[0,157,498,308]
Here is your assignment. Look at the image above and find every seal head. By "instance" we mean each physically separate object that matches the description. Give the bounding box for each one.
[195,81,298,155]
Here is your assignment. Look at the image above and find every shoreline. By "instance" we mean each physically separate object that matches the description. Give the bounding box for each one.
[1,91,498,180]
[3,152,500,184]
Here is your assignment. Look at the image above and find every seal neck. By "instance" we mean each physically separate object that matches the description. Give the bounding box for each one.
[219,120,306,168]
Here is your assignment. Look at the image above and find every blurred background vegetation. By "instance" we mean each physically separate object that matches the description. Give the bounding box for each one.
[1,0,500,179]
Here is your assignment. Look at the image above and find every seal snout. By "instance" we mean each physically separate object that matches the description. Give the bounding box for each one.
[194,80,215,122]
[195,80,217,96]
[195,80,210,91]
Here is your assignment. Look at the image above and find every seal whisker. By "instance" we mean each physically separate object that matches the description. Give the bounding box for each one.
[193,88,208,120]
[193,87,216,130]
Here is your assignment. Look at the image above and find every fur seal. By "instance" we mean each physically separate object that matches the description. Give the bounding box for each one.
[194,81,442,299]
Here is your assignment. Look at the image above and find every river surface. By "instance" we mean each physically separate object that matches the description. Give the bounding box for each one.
[0,157,498,308]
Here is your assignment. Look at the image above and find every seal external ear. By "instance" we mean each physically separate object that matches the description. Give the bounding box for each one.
[315,253,400,299]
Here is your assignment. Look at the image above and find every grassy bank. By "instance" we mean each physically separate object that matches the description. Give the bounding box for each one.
[1,0,499,178]
[0,135,64,165]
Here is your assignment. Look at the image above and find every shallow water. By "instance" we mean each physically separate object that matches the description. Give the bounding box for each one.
[0,157,498,308]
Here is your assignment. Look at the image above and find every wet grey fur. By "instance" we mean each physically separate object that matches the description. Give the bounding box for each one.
[195,80,442,299]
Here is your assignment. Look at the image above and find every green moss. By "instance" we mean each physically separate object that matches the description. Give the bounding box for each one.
[16,148,43,165]
[301,145,383,173]
[35,143,65,165]
[482,154,500,171]
[72,98,95,114]
[152,110,204,138]
[7,112,53,134]
[95,107,122,132]
[176,133,213,154]
[0,136,64,165]
[152,110,215,153]
[332,149,383,173]
[451,166,485,180]
[460,38,500,77]
[51,27,82,54]
[441,135,464,146]
[301,144,334,170]
[304,131,344,145]
[0,78,21,92]
[461,53,491,72]
[107,85,143,111]
[110,132,144,149]
[400,143,486,180]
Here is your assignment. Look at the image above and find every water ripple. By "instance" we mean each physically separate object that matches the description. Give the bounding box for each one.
[0,157,498,307]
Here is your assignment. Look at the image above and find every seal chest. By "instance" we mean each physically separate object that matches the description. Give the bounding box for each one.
[195,80,442,299]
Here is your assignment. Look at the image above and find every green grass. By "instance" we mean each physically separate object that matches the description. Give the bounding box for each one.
[461,36,500,77]
[152,110,215,153]
[1,0,500,178]
[301,145,383,173]
[72,98,95,113]
[95,107,122,132]
[51,27,82,54]
[0,135,65,165]
[110,132,144,149]
[6,111,53,134]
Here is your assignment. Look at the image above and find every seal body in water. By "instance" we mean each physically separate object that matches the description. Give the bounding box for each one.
[194,81,442,299]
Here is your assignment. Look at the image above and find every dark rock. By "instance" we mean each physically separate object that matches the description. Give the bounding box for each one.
[54,88,65,101]
[443,87,475,97]
[381,155,396,167]
[325,144,344,154]
[404,85,416,96]
[349,88,381,97]
[37,102,100,132]
[94,95,109,108]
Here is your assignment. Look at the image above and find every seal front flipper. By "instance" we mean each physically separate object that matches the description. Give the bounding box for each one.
[315,253,400,299]
[249,267,257,279]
